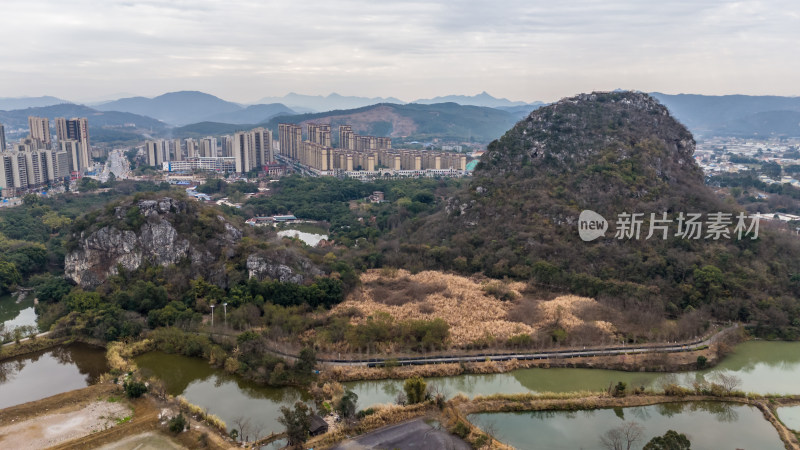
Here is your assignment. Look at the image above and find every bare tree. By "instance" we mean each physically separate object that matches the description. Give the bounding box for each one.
[600,422,644,450]
[232,416,251,443]
[712,372,742,394]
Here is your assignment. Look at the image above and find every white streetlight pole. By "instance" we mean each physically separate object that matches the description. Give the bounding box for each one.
[210,304,216,328]
[223,302,228,328]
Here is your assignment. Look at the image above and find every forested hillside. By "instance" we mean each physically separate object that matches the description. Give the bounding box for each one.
[383,92,800,339]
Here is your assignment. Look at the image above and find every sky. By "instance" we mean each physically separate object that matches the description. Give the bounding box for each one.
[2,0,799,103]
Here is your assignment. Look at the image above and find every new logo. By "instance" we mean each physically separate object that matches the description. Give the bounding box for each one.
[578,210,608,241]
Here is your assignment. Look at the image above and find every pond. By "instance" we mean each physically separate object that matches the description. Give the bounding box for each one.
[469,402,784,450]
[777,405,800,432]
[0,343,108,409]
[277,223,328,247]
[135,352,310,438]
[0,292,37,333]
[345,341,800,407]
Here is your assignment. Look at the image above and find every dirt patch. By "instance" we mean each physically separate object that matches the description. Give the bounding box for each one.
[98,431,185,449]
[0,400,131,449]
[0,383,232,450]
[0,383,117,425]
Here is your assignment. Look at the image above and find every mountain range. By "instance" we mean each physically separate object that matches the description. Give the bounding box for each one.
[0,104,168,144]
[411,91,545,109]
[651,93,800,137]
[253,92,405,113]
[0,96,70,111]
[95,91,295,126]
[174,102,521,143]
[3,90,800,143]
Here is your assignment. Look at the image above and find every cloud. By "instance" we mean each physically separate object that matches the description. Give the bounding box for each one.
[1,0,798,102]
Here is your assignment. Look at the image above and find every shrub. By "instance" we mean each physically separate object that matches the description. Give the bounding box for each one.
[356,408,375,418]
[663,384,692,397]
[482,282,516,301]
[168,413,187,433]
[123,380,148,398]
[696,355,708,369]
[403,377,428,404]
[612,381,627,397]
[452,421,470,439]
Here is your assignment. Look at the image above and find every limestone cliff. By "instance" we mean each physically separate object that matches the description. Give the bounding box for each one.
[65,197,242,288]
[65,195,324,289]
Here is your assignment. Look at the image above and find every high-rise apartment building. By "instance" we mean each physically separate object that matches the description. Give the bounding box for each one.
[60,139,86,173]
[55,117,90,171]
[0,148,69,195]
[28,116,52,149]
[171,139,183,161]
[232,131,251,173]
[278,124,302,159]
[307,123,331,147]
[184,138,198,159]
[0,123,6,151]
[199,137,217,158]
[339,125,355,150]
[251,127,273,167]
[145,140,171,167]
[232,128,274,173]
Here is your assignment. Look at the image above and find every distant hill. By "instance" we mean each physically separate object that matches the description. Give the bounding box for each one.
[718,110,800,137]
[0,96,70,111]
[174,102,519,143]
[96,91,243,126]
[254,93,405,113]
[386,91,800,337]
[0,104,168,143]
[413,91,543,109]
[202,103,296,124]
[651,93,800,137]
[262,102,518,143]
[494,104,545,119]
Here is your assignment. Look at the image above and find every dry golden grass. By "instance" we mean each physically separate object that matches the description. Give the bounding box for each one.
[535,295,617,335]
[333,269,533,347]
[333,269,616,348]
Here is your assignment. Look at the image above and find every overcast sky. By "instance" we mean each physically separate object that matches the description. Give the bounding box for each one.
[2,0,798,103]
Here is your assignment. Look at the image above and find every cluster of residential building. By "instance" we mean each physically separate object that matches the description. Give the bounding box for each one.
[145,127,276,174]
[144,122,469,180]
[277,122,467,178]
[1,117,91,196]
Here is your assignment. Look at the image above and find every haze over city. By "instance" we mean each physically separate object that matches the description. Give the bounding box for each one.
[3,0,799,103]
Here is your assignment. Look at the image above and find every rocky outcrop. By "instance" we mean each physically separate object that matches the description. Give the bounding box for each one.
[246,249,323,284]
[65,197,240,288]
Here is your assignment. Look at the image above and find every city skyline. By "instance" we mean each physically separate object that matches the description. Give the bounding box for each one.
[2,0,799,103]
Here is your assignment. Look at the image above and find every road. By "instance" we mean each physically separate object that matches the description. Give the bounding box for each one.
[330,418,470,450]
[1,331,51,347]
[255,324,739,368]
[99,149,131,182]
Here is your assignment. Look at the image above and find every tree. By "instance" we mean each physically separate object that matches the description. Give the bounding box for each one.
[337,389,358,420]
[403,376,428,404]
[295,347,317,377]
[712,372,742,394]
[0,261,21,295]
[600,422,644,450]
[278,401,312,447]
[643,430,691,450]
